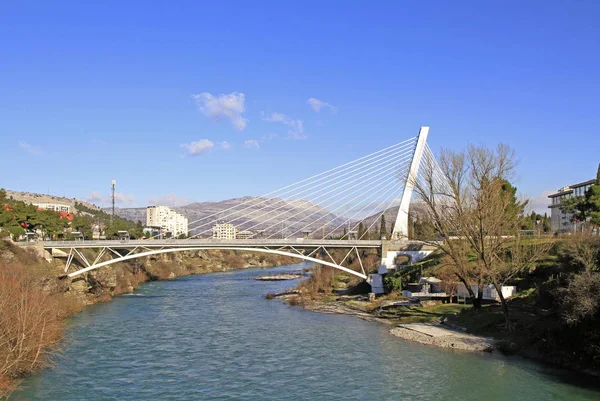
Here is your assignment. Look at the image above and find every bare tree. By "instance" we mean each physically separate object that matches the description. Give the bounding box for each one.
[412,144,549,327]
[0,263,63,397]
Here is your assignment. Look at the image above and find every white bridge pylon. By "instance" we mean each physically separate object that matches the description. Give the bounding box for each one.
[392,126,429,239]
[43,127,437,280]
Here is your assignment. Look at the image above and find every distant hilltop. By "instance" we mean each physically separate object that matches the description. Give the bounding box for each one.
[107,196,349,235]
[4,190,101,214]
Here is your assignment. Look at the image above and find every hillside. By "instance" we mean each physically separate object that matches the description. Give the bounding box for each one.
[4,190,101,214]
[111,196,350,237]
[359,202,428,233]
[112,196,429,238]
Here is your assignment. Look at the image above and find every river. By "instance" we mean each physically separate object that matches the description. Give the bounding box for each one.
[12,263,600,400]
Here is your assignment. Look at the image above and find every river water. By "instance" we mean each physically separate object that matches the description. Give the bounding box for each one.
[12,263,600,400]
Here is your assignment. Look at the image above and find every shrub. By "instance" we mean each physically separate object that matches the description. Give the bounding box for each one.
[297,266,335,299]
[223,254,245,269]
[557,271,600,325]
[383,273,403,293]
[557,234,600,273]
[0,263,63,397]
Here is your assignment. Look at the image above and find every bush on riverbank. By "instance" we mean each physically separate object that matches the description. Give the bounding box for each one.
[0,261,65,398]
[297,266,335,300]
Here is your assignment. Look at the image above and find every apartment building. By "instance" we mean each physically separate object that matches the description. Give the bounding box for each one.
[33,203,71,213]
[212,222,238,239]
[548,179,595,232]
[146,205,189,238]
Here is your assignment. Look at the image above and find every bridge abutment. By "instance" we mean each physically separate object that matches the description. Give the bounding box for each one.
[368,240,436,294]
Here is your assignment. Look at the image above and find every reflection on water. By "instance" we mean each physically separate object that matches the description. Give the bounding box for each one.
[12,263,600,401]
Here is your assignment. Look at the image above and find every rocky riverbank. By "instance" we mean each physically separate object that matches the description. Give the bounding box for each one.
[254,273,303,281]
[390,323,494,352]
[299,299,394,324]
[291,296,494,352]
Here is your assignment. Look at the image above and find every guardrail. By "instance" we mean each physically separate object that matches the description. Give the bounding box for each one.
[31,238,385,248]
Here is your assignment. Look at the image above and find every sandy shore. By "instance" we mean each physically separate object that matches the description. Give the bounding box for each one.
[389,323,494,352]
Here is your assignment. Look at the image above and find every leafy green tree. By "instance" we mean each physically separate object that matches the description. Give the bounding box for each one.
[71,215,93,239]
[562,164,600,230]
[357,222,365,240]
[372,225,379,240]
[413,216,437,240]
[380,215,387,239]
[540,212,551,233]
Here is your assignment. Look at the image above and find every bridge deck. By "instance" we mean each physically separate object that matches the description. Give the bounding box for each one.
[36,239,385,249]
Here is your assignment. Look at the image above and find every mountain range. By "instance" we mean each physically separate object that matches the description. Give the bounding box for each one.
[6,189,425,238]
[109,197,351,238]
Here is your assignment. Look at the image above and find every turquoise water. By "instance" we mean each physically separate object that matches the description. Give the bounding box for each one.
[12,263,600,400]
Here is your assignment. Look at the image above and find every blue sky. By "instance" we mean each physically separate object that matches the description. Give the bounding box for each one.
[1,1,598,213]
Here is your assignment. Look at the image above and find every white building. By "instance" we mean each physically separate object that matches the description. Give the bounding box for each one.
[236,230,254,239]
[548,179,595,232]
[456,283,516,302]
[33,203,71,213]
[212,223,237,239]
[146,206,188,238]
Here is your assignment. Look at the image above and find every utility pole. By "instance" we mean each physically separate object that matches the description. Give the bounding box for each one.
[111,180,116,222]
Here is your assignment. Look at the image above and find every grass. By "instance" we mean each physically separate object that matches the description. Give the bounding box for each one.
[445,290,560,340]
[382,303,471,324]
[446,304,506,335]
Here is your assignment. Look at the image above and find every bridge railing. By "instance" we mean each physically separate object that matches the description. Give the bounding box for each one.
[36,238,384,248]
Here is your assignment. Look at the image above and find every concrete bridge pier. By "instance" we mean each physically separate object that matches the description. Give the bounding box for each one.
[368,240,436,294]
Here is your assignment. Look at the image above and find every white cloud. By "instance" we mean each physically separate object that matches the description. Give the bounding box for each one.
[148,193,190,207]
[18,142,44,156]
[307,97,337,113]
[262,112,303,131]
[86,191,135,206]
[262,112,289,124]
[180,139,215,157]
[92,138,107,145]
[244,140,260,149]
[261,133,279,141]
[287,131,307,140]
[114,192,136,206]
[261,111,305,140]
[86,191,105,203]
[526,190,554,214]
[191,92,247,131]
[220,141,231,150]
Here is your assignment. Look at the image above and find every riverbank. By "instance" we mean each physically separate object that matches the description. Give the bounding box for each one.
[283,287,600,378]
[0,240,296,398]
[285,293,494,351]
[390,323,494,352]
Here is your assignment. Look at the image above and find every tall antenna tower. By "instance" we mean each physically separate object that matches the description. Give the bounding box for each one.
[111,180,116,222]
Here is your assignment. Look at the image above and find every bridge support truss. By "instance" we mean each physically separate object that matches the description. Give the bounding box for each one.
[51,241,380,280]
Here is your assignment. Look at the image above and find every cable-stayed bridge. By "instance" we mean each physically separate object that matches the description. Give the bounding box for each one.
[39,127,446,290]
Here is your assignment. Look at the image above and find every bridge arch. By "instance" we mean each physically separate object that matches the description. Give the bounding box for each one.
[66,247,368,280]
